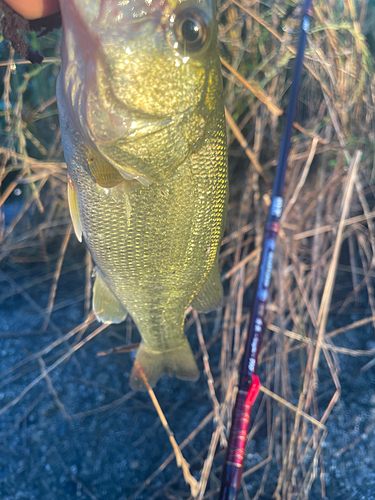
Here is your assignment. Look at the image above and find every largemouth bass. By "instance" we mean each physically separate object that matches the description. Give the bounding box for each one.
[56,0,228,389]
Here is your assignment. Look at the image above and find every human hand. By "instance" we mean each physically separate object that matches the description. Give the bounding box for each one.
[2,0,60,20]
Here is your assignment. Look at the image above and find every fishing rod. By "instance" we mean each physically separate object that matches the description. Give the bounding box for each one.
[218,1,313,498]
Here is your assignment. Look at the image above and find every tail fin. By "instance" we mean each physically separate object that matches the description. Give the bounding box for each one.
[129,339,199,390]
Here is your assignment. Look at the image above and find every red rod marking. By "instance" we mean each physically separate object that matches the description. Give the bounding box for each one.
[226,376,261,466]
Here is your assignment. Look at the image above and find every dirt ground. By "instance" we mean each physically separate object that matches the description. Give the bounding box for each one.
[1,245,375,500]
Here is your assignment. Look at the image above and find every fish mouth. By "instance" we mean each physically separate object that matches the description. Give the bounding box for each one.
[60,0,186,141]
[69,0,171,35]
[60,0,204,184]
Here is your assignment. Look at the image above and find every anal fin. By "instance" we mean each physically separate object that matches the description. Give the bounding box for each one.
[129,339,199,391]
[93,270,127,324]
[67,174,82,242]
[191,261,223,313]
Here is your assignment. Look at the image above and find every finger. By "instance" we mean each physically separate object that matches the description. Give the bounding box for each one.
[3,0,60,20]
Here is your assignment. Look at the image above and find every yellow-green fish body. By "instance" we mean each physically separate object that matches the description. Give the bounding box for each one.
[57,0,228,389]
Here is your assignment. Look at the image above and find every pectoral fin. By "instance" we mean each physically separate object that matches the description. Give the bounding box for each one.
[191,262,223,313]
[88,154,150,191]
[67,174,82,243]
[93,270,127,324]
[88,155,125,188]
[129,339,199,390]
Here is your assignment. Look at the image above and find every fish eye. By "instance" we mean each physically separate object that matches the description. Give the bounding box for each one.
[173,9,209,52]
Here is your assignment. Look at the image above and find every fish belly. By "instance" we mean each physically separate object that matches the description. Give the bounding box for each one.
[57,81,227,389]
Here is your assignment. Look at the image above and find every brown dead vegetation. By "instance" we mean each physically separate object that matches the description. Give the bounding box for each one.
[1,1,375,499]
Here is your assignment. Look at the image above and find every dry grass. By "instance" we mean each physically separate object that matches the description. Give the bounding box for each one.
[1,1,375,499]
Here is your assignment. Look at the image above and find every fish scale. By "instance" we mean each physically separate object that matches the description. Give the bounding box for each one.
[57,0,228,389]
